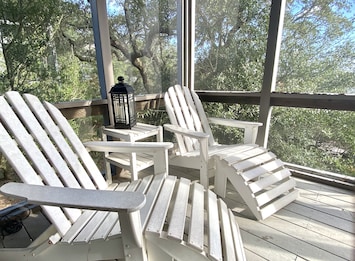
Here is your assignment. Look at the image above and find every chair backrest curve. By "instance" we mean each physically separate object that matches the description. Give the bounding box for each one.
[164,85,215,154]
[0,91,108,236]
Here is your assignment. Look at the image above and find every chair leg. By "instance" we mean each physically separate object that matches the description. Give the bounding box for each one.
[120,211,147,261]
[199,167,209,189]
[214,160,227,198]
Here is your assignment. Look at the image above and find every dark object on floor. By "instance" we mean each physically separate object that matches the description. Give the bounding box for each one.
[0,201,36,236]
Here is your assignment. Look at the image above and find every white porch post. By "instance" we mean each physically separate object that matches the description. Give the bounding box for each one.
[256,0,286,148]
[177,0,195,90]
[90,0,115,126]
[177,0,183,87]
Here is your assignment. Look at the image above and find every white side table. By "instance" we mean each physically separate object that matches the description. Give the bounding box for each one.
[102,123,163,181]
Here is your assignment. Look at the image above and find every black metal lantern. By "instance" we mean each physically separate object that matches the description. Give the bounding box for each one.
[110,76,137,129]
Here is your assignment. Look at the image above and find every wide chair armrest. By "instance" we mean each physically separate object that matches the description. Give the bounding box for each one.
[164,124,210,187]
[164,124,209,140]
[1,182,146,248]
[0,182,145,213]
[84,141,173,153]
[208,117,262,144]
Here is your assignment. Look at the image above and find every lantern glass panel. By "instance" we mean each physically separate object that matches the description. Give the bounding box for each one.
[110,77,137,129]
[128,93,136,126]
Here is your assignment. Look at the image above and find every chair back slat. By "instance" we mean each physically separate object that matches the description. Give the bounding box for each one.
[164,85,216,154]
[166,86,195,152]
[42,99,107,189]
[174,86,197,131]
[0,91,110,235]
[174,85,201,151]
[164,90,187,154]
[188,88,215,145]
[0,122,73,236]
[5,92,84,189]
[1,94,69,188]
[22,93,106,190]
[181,86,204,132]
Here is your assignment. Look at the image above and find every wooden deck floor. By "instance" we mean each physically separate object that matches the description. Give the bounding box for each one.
[1,166,354,260]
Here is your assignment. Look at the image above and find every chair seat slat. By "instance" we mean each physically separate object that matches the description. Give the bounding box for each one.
[62,210,96,243]
[74,211,110,243]
[208,190,223,261]
[108,219,122,237]
[229,210,246,261]
[91,212,120,240]
[222,147,267,165]
[136,175,154,194]
[167,178,190,240]
[219,199,236,261]
[241,159,285,181]
[232,152,277,172]
[140,174,166,227]
[145,176,176,235]
[90,183,127,240]
[249,168,292,193]
[188,182,205,251]
[212,144,258,159]
[255,179,297,206]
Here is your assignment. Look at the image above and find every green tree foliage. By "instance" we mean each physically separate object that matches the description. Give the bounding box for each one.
[193,0,270,143]
[278,0,355,93]
[269,0,355,176]
[0,0,62,93]
[193,0,354,175]
[44,0,179,94]
[108,0,178,94]
[0,1,101,177]
[270,108,355,176]
[195,0,270,91]
[0,0,99,102]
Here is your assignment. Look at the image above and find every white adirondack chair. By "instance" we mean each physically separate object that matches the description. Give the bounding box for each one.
[164,85,299,220]
[0,91,246,261]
